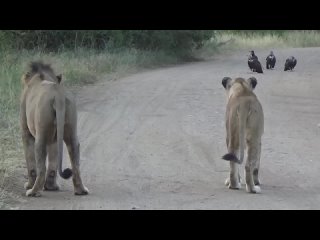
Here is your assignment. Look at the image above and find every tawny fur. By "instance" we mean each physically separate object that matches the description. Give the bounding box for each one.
[221,77,264,193]
[20,61,89,197]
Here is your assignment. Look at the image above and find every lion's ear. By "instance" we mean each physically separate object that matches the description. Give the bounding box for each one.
[247,77,257,90]
[56,74,62,84]
[222,77,232,89]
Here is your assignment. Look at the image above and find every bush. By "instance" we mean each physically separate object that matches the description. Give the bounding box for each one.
[0,30,215,57]
[220,30,287,37]
[208,30,320,52]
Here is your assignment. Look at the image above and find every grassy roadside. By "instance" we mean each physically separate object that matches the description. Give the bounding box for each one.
[196,30,320,58]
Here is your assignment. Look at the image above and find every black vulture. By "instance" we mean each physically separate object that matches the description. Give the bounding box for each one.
[266,51,276,69]
[284,56,297,71]
[248,50,263,73]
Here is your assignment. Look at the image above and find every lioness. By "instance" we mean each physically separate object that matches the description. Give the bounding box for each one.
[20,61,89,197]
[221,77,264,193]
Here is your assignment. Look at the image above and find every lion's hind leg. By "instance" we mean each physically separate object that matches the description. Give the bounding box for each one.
[245,142,261,194]
[64,134,89,196]
[26,135,47,197]
[22,130,37,190]
[44,142,60,191]
[225,150,241,190]
[253,141,262,186]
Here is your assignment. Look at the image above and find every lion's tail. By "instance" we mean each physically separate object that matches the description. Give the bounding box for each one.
[54,91,72,179]
[222,102,248,164]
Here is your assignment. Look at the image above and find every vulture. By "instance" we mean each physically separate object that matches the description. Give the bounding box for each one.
[248,50,263,73]
[266,51,276,69]
[284,56,297,71]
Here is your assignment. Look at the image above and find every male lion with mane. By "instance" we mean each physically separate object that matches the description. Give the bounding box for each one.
[20,61,89,197]
[221,77,264,194]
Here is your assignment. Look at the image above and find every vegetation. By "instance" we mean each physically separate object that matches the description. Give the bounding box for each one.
[1,30,320,205]
[198,30,320,57]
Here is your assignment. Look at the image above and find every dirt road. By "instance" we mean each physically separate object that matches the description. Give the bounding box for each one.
[12,48,320,209]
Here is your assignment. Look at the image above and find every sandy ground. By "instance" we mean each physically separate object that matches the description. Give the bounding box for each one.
[5,47,320,210]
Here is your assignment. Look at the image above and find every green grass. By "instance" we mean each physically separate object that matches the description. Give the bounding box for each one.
[282,30,320,47]
[0,51,24,186]
[197,30,320,58]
